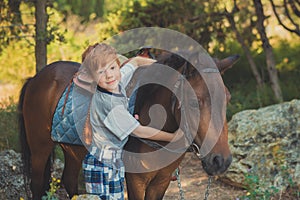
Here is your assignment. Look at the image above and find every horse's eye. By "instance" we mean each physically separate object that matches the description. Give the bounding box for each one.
[189,99,199,108]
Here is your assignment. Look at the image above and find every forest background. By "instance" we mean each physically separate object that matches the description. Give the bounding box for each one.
[0,0,299,152]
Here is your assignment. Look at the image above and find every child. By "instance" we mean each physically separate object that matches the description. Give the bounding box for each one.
[74,43,183,200]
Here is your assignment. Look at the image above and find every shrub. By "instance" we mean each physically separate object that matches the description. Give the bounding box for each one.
[0,97,19,152]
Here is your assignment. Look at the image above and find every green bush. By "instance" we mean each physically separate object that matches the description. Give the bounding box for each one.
[240,168,280,200]
[0,40,35,85]
[221,39,300,120]
[239,149,300,200]
[0,98,19,152]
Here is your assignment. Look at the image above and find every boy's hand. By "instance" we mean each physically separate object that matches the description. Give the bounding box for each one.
[173,129,190,148]
[129,56,157,67]
[173,129,185,142]
[134,114,139,121]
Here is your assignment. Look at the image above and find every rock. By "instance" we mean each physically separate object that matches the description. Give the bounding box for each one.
[71,194,101,200]
[0,149,65,200]
[220,99,300,191]
[0,149,27,200]
[52,157,65,179]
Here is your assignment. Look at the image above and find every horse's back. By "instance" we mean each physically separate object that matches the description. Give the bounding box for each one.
[28,61,80,95]
[23,61,80,137]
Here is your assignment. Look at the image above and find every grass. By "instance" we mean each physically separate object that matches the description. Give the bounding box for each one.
[0,97,19,152]
[239,168,300,200]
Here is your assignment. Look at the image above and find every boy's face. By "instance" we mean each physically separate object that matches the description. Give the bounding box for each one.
[97,60,121,93]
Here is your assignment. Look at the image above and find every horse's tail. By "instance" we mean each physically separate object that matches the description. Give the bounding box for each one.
[18,78,32,196]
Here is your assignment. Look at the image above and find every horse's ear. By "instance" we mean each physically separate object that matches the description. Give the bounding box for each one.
[82,43,100,62]
[214,54,240,74]
[136,46,155,59]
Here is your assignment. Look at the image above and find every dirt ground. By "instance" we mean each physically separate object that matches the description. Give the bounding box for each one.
[162,152,245,200]
[160,153,298,200]
[57,152,245,200]
[58,152,298,199]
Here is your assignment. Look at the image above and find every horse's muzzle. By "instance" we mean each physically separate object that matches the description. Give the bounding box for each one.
[201,153,232,175]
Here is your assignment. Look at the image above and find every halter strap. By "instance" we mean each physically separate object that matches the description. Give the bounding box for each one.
[170,66,219,117]
[171,66,220,157]
[201,68,219,73]
[138,66,220,155]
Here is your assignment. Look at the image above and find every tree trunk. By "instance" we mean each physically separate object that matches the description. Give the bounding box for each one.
[253,0,283,102]
[225,10,263,87]
[35,0,48,72]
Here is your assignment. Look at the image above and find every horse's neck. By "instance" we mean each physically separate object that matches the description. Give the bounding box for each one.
[138,86,179,132]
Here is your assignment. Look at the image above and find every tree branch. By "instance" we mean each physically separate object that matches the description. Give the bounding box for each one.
[284,0,299,28]
[288,0,300,17]
[269,0,300,36]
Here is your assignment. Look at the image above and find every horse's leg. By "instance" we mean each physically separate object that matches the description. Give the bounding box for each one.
[60,144,87,198]
[144,175,172,200]
[30,142,55,200]
[44,155,53,191]
[125,173,149,200]
[144,160,183,200]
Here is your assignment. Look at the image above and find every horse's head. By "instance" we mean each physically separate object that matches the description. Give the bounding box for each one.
[157,52,239,175]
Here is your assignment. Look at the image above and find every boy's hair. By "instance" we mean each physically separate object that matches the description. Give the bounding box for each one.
[83,43,117,66]
[82,43,119,81]
[82,43,99,62]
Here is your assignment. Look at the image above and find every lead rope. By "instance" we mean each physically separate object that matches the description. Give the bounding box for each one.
[176,170,212,200]
[204,176,212,200]
[175,168,185,200]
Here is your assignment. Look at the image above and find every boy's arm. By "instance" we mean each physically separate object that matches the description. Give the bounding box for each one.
[120,56,156,88]
[132,125,184,142]
[127,56,156,68]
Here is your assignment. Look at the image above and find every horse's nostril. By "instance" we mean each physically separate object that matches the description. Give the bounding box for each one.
[226,154,233,167]
[212,154,224,168]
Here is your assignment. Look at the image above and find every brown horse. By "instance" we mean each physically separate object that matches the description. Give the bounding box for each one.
[18,50,238,200]
[124,51,237,199]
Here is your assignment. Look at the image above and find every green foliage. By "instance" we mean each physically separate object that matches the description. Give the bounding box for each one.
[46,27,87,63]
[274,39,300,72]
[215,38,300,119]
[226,66,300,120]
[226,81,277,120]
[0,39,35,84]
[41,177,61,200]
[96,11,123,42]
[240,168,280,200]
[239,146,300,200]
[0,0,34,52]
[0,98,19,152]
[104,0,228,49]
[54,145,64,161]
[53,0,104,22]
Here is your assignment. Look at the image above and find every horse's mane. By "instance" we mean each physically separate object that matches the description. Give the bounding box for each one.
[133,52,189,112]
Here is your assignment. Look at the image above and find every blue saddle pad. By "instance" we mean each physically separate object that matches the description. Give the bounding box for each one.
[51,83,83,145]
[51,82,137,145]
